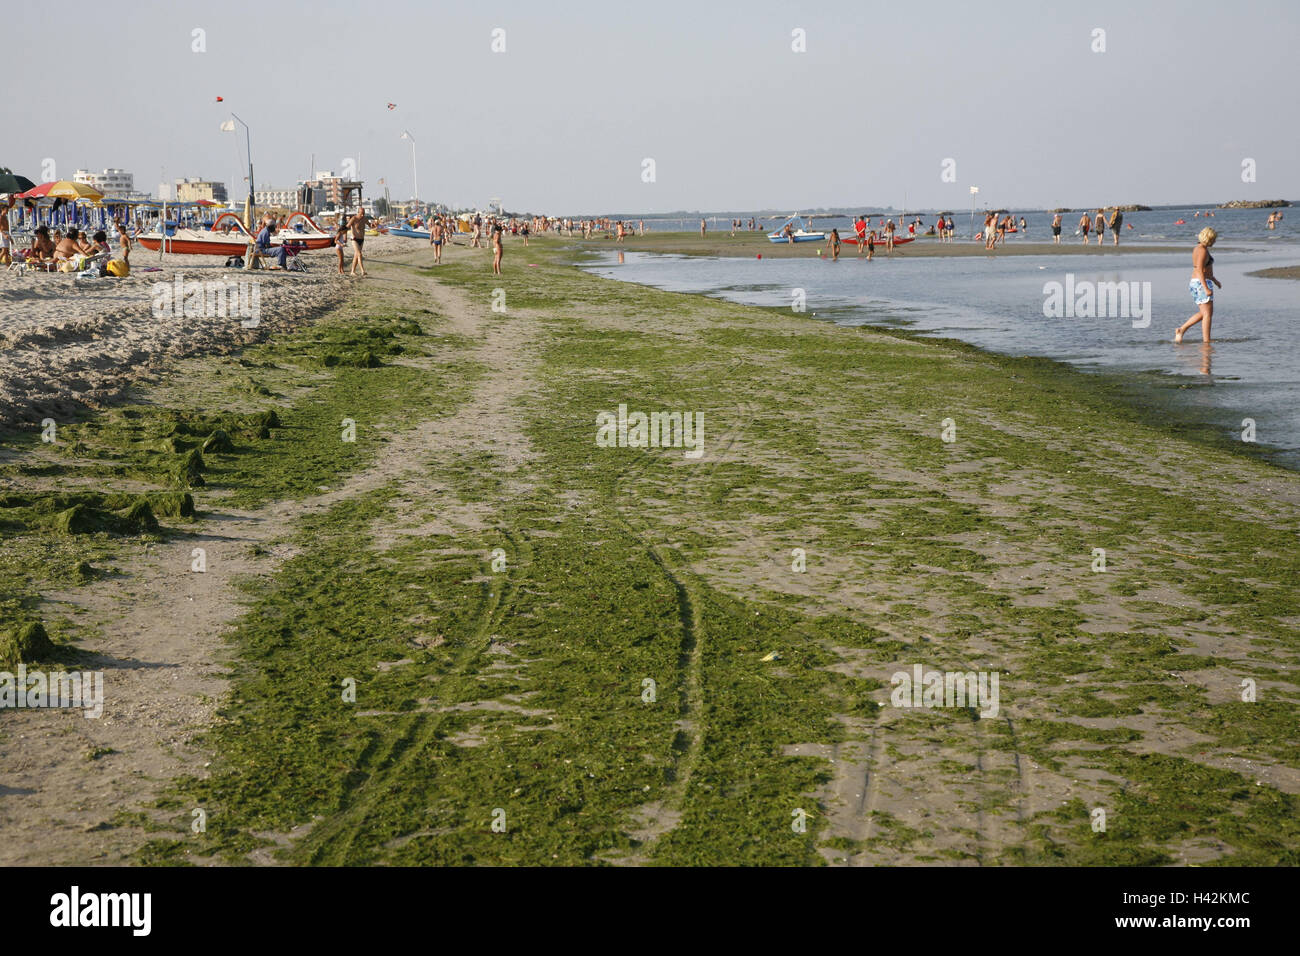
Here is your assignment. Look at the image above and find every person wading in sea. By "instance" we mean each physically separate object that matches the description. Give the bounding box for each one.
[1175,227,1221,344]
[827,228,841,261]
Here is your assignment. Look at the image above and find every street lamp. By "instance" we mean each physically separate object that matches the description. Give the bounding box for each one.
[400,130,418,211]
[221,112,255,227]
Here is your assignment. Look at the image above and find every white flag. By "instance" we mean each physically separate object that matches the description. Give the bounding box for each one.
[969,186,980,195]
[220,120,235,132]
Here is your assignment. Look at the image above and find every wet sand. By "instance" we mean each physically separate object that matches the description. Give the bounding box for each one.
[1248,264,1300,280]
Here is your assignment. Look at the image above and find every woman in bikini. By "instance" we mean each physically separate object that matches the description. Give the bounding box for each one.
[491,221,504,275]
[1175,228,1221,343]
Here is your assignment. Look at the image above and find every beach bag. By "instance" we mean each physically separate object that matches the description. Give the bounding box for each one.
[106,259,129,277]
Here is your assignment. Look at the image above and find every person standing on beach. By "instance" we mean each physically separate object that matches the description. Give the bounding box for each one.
[1175,227,1221,343]
[1051,212,1063,244]
[429,217,444,264]
[0,195,15,265]
[334,215,348,274]
[1093,210,1106,245]
[885,218,896,251]
[113,215,133,265]
[348,207,368,277]
[700,218,707,237]
[853,214,867,253]
[1108,207,1123,246]
[491,221,504,275]
[1078,212,1090,244]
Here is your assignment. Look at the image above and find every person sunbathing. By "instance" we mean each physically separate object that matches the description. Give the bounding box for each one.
[28,226,56,262]
[54,228,87,261]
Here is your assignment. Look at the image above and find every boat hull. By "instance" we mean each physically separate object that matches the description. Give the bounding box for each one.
[137,233,335,256]
[137,235,251,257]
[767,232,826,243]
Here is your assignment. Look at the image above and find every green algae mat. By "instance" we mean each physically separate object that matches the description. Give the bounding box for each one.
[3,239,1297,866]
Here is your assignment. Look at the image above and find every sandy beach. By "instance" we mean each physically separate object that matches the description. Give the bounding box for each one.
[0,239,416,426]
[3,232,1298,868]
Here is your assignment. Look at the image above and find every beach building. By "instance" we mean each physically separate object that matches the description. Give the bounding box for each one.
[255,186,299,209]
[174,178,229,203]
[301,171,365,213]
[73,168,135,199]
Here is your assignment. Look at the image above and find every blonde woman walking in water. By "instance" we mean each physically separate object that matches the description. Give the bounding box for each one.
[1175,228,1221,343]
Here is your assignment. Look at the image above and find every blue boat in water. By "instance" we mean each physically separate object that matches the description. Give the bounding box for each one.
[767,215,826,244]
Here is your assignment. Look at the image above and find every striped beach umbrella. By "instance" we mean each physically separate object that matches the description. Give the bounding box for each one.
[18,180,104,201]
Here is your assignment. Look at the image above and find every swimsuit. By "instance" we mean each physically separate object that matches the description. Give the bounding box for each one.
[1189,250,1214,304]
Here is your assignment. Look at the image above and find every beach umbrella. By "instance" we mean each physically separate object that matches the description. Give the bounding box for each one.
[18,180,104,201]
[0,168,36,195]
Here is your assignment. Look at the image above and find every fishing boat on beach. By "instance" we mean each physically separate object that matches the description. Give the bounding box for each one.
[767,215,826,244]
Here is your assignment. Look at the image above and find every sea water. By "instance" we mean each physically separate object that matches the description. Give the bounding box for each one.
[585,241,1300,468]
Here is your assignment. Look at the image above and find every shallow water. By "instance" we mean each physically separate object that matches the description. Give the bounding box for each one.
[585,242,1300,468]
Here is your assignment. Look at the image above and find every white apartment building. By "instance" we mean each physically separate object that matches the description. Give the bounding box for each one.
[73,168,134,198]
[254,186,299,209]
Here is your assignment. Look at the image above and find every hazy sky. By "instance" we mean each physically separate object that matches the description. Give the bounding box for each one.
[5,0,1297,213]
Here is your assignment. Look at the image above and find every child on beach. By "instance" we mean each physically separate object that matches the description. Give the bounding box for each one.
[335,215,348,274]
[827,228,841,261]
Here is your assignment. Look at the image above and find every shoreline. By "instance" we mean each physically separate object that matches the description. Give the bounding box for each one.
[573,230,1200,259]
[1247,264,1300,280]
[3,234,1299,866]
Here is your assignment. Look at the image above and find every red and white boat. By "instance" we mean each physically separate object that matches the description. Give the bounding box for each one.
[137,212,336,256]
